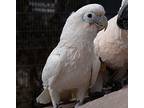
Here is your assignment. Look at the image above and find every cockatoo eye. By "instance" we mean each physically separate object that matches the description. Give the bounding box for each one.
[87,13,92,18]
[83,12,97,24]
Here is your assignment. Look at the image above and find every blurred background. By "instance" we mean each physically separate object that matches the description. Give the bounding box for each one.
[16,0,122,108]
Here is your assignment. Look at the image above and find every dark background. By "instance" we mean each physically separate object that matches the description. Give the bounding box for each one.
[16,0,122,108]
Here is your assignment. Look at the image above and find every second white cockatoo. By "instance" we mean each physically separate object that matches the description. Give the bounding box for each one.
[36,4,107,108]
[93,0,128,93]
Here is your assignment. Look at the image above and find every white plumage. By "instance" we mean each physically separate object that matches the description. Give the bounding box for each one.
[95,15,128,70]
[36,4,107,108]
[93,0,128,92]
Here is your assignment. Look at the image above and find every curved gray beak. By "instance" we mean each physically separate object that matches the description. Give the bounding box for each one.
[95,16,108,31]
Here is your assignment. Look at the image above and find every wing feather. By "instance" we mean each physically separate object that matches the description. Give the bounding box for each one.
[42,48,64,87]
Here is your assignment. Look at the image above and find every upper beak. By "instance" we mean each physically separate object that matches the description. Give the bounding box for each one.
[102,16,108,31]
[95,16,108,31]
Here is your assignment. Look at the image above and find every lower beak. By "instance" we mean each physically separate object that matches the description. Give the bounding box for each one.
[96,16,108,31]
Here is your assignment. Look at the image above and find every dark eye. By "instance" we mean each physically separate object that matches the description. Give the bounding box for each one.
[87,13,92,18]
[83,12,96,23]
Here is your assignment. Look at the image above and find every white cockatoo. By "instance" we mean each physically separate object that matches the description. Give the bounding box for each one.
[36,4,107,108]
[93,0,128,93]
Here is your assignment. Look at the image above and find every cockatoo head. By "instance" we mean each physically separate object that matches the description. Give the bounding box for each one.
[76,4,108,31]
[117,0,128,30]
[61,4,108,41]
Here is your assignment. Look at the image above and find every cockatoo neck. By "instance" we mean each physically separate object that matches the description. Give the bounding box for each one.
[60,28,98,45]
[109,15,128,40]
[60,17,98,44]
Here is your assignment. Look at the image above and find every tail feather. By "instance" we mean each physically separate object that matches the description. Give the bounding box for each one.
[36,88,51,104]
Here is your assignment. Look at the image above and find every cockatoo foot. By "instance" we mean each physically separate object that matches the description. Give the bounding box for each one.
[74,101,84,108]
[54,104,60,108]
